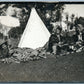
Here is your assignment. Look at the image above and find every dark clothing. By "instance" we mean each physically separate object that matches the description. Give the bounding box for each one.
[73,34,78,42]
[76,29,80,35]
[49,34,59,44]
[48,33,59,52]
[82,31,84,40]
[0,41,9,58]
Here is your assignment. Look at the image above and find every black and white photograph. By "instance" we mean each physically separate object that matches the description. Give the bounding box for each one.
[0,2,84,82]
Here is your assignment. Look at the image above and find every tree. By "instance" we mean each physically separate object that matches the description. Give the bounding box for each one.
[36,3,65,32]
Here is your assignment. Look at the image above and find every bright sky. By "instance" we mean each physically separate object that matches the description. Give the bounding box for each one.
[64,4,84,17]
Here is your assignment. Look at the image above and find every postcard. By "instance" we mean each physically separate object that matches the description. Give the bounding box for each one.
[0,1,83,82]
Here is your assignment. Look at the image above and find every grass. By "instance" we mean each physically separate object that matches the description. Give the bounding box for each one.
[0,51,84,82]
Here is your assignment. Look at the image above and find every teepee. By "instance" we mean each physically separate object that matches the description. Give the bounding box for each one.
[18,8,51,49]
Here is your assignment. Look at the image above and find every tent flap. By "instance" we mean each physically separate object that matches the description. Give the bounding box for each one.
[18,8,51,49]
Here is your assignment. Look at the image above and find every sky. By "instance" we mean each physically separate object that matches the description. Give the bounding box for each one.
[64,4,84,17]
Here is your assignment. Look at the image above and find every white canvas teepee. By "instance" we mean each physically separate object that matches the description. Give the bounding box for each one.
[18,8,51,49]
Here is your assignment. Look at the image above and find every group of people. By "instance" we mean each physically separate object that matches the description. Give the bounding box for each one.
[47,24,84,55]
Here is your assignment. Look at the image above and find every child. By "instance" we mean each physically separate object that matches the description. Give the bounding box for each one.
[48,32,59,54]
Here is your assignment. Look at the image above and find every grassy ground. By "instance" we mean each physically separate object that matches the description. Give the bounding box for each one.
[0,51,84,82]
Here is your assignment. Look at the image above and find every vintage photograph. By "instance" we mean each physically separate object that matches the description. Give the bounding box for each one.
[0,2,84,82]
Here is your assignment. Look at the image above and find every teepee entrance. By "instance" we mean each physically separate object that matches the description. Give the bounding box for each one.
[18,8,51,49]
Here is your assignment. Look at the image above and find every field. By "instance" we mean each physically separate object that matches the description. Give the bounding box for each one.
[0,51,84,82]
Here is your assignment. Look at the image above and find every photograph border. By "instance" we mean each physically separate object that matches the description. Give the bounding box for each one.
[0,0,84,84]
